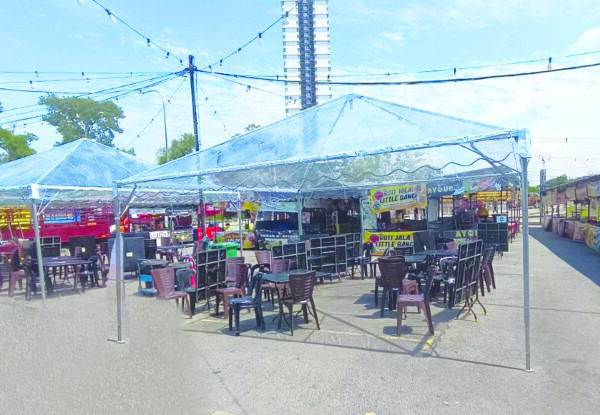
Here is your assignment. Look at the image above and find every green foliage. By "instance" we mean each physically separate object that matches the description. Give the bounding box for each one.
[232,123,262,138]
[39,94,124,146]
[157,133,196,165]
[545,174,569,188]
[244,123,261,133]
[0,128,37,163]
[119,147,136,156]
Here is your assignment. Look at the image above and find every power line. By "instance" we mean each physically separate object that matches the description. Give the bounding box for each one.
[197,84,231,136]
[196,61,600,86]
[0,72,184,127]
[200,71,285,97]
[124,75,189,149]
[0,73,163,85]
[328,49,600,79]
[89,0,185,65]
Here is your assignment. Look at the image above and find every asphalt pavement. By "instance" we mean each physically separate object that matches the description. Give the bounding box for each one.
[1,222,599,415]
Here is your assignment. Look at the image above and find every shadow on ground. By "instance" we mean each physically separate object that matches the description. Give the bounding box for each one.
[529,226,600,286]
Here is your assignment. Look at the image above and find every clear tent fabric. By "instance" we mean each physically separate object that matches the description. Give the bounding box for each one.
[119,94,525,202]
[0,138,153,207]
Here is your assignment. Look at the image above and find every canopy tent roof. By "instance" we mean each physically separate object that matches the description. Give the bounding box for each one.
[119,94,527,204]
[0,138,153,206]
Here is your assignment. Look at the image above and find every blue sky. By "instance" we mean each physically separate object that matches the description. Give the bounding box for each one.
[2,0,600,184]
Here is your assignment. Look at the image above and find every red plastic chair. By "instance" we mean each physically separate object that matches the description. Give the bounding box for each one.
[216,263,249,317]
[254,250,271,267]
[151,267,191,317]
[396,265,436,336]
[8,249,26,296]
[261,258,290,306]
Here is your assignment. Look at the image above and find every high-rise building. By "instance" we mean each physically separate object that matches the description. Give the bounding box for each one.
[282,0,331,116]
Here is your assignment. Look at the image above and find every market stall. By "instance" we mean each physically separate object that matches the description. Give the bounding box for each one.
[542,175,600,255]
[116,93,532,369]
[0,139,153,299]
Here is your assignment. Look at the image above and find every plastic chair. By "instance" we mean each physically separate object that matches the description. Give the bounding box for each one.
[355,242,376,279]
[280,270,320,336]
[176,268,197,316]
[151,267,191,317]
[0,262,8,292]
[228,272,265,336]
[255,250,271,267]
[215,263,250,317]
[8,249,26,296]
[377,256,408,317]
[479,246,496,295]
[225,257,245,284]
[261,258,290,307]
[397,265,436,336]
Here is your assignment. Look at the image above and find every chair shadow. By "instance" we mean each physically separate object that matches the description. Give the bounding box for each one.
[529,226,600,286]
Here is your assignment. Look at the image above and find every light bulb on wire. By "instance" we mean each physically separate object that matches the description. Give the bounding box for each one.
[105,9,116,23]
[258,33,263,43]
[547,57,552,70]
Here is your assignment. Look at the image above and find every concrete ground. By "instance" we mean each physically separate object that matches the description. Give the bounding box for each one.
[1,222,599,415]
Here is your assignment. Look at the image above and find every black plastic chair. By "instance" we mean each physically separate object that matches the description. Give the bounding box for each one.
[355,242,376,279]
[377,256,408,317]
[228,273,265,336]
[176,268,197,316]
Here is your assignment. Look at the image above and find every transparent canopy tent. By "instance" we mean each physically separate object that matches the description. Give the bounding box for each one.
[0,139,153,301]
[116,94,533,370]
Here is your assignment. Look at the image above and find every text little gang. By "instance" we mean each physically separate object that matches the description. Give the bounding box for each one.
[381,188,416,204]
[376,234,413,248]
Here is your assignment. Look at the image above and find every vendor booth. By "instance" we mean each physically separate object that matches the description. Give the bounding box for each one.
[0,139,152,299]
[115,94,532,370]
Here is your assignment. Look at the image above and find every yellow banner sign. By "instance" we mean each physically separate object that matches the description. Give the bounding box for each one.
[364,231,414,255]
[370,184,427,213]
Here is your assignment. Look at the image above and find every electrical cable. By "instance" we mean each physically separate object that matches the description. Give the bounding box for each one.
[196,61,600,86]
[199,4,297,71]
[196,84,231,135]
[89,0,185,65]
[201,71,285,97]
[123,75,188,149]
[0,72,184,127]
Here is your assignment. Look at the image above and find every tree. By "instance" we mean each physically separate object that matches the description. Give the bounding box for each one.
[39,94,124,146]
[119,147,136,156]
[244,123,261,133]
[231,123,262,138]
[545,174,569,188]
[156,133,196,165]
[0,128,37,163]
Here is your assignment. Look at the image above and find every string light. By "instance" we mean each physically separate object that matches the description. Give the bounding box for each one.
[197,61,600,86]
[200,4,297,71]
[89,0,184,64]
[547,57,552,70]
[104,9,117,23]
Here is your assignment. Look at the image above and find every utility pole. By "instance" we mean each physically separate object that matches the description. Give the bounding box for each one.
[189,55,200,151]
[188,55,205,240]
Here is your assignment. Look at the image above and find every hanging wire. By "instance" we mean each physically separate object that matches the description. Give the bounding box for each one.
[201,71,285,97]
[199,4,297,71]
[0,72,184,127]
[196,61,600,86]
[89,0,185,65]
[122,75,189,149]
[196,84,231,136]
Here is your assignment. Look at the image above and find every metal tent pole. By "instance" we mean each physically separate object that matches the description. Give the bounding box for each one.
[520,155,532,371]
[30,197,46,304]
[237,193,243,256]
[112,184,125,343]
